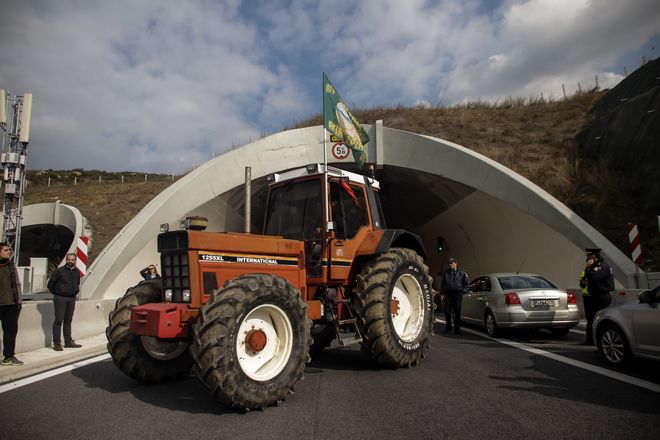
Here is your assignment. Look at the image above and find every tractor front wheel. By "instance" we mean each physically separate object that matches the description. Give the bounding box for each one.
[192,274,312,410]
[106,280,193,383]
[354,248,433,368]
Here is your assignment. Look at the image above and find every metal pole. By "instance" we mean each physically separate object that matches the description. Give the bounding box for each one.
[323,128,329,232]
[322,74,330,233]
[244,166,251,233]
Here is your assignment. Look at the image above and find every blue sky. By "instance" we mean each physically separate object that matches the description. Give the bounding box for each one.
[1,0,658,173]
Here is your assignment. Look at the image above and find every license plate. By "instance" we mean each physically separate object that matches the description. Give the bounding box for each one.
[532,299,557,307]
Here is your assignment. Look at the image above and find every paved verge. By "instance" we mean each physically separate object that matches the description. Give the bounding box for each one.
[0,333,108,385]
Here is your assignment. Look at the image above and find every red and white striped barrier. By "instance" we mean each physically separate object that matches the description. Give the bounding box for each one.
[627,222,643,265]
[76,236,89,277]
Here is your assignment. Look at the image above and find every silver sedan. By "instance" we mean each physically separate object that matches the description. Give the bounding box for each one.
[461,273,580,337]
[593,285,660,365]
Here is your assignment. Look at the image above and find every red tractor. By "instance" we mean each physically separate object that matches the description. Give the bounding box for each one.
[106,164,434,410]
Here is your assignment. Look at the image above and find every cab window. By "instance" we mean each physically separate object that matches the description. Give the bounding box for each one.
[265,179,323,240]
[330,180,369,239]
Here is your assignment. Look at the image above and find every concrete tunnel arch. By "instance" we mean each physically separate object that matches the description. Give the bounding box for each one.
[81,123,637,301]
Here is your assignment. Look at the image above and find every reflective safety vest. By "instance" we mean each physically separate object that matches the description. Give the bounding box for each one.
[579,270,589,295]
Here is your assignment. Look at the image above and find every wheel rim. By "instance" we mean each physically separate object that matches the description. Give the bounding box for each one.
[390,274,425,342]
[486,313,496,336]
[236,304,293,381]
[140,336,189,361]
[601,329,625,363]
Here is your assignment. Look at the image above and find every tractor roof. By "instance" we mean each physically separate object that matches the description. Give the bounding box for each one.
[267,164,380,189]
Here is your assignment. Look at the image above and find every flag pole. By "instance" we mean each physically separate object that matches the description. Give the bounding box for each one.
[323,74,330,233]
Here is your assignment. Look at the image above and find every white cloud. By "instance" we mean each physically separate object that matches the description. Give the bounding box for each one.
[0,0,658,172]
[444,0,660,101]
[1,0,281,173]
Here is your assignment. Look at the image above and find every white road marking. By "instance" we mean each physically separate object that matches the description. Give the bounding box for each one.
[433,317,660,394]
[0,354,111,394]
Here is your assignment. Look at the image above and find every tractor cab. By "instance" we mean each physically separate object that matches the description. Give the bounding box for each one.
[264,163,384,284]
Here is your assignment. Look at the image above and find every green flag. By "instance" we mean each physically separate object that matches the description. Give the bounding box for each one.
[323,73,369,167]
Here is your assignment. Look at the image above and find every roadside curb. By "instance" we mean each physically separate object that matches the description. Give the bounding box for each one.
[0,334,108,385]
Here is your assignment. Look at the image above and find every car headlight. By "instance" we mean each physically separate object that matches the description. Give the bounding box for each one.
[164,289,173,302]
[182,289,191,302]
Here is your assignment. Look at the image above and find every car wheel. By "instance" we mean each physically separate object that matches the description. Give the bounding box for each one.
[485,311,499,337]
[598,323,631,366]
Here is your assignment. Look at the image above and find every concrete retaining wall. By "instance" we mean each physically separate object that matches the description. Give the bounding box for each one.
[1,299,117,354]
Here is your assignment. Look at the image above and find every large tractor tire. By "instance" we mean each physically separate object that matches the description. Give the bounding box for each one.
[106,280,194,383]
[192,274,312,410]
[354,248,433,368]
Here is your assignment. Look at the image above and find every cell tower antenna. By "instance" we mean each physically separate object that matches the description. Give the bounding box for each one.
[1,89,33,265]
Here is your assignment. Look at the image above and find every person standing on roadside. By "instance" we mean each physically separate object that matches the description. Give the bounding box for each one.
[441,257,469,335]
[47,253,82,351]
[0,243,24,366]
[583,249,614,345]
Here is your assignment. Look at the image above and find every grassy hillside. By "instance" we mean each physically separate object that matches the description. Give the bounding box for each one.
[23,90,658,270]
[24,171,174,262]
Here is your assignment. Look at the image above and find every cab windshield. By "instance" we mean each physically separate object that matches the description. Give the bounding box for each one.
[264,179,323,240]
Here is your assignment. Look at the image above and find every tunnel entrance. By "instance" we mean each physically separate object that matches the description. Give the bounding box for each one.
[19,224,73,271]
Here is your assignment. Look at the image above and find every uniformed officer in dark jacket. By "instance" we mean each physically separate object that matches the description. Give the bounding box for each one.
[47,253,82,350]
[583,249,614,345]
[441,257,469,334]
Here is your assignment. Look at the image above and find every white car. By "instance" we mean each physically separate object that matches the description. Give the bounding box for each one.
[461,273,580,337]
[593,285,660,365]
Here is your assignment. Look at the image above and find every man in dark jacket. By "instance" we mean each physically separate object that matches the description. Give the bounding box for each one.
[0,243,24,366]
[140,264,161,280]
[441,257,470,335]
[583,249,614,345]
[47,253,82,350]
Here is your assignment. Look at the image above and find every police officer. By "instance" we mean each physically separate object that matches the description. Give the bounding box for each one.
[582,249,614,345]
[441,257,469,335]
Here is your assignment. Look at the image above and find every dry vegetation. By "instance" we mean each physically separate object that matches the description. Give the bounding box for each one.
[22,90,658,270]
[24,171,174,262]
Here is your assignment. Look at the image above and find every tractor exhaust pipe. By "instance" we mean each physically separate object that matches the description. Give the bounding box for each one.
[244,166,251,233]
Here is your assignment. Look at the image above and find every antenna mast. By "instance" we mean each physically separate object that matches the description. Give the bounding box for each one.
[1,89,33,265]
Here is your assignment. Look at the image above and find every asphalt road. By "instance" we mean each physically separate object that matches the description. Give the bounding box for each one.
[2,320,659,440]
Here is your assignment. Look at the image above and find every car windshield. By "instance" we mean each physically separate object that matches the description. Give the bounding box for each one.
[496,275,556,290]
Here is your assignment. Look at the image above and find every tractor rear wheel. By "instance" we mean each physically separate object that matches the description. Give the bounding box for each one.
[354,248,433,368]
[192,274,312,410]
[106,280,193,383]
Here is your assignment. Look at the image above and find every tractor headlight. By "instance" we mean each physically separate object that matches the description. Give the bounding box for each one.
[164,289,173,302]
[182,289,191,303]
